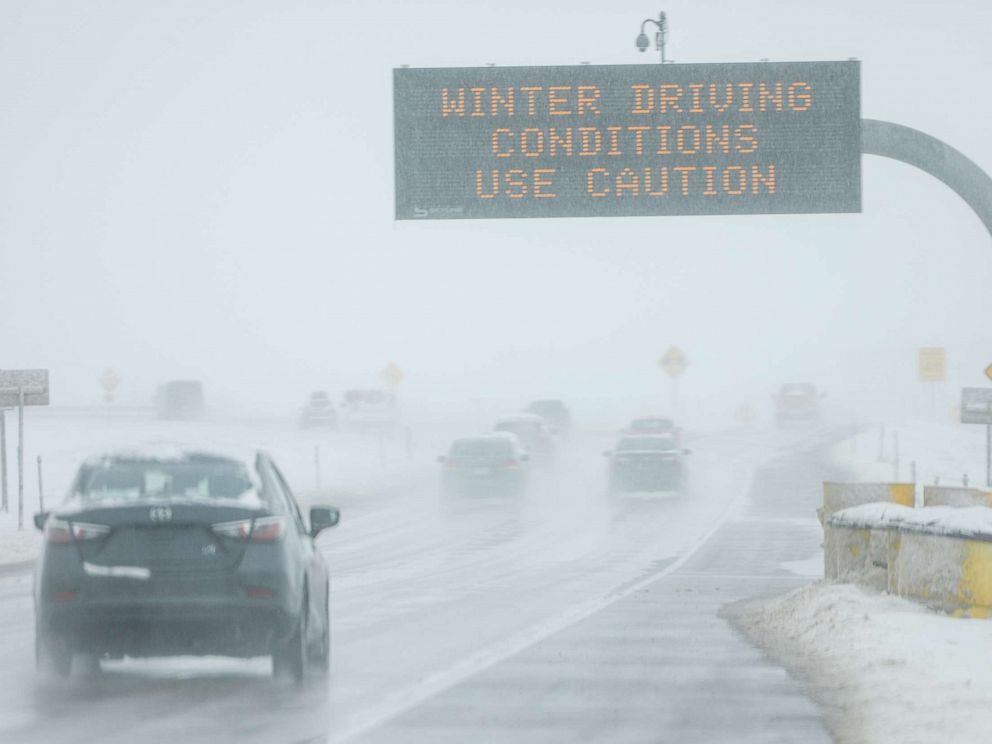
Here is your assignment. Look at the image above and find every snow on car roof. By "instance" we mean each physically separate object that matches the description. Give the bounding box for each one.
[81,445,253,469]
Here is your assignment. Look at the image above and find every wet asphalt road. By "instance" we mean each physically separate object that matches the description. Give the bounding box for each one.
[0,418,842,743]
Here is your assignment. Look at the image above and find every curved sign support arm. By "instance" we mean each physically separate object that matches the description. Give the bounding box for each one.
[862,118,992,238]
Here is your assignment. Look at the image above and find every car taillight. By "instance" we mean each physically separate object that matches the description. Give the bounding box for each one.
[45,519,110,544]
[44,519,72,545]
[211,516,287,542]
[72,522,110,540]
[249,516,286,542]
[502,459,520,468]
[211,519,252,539]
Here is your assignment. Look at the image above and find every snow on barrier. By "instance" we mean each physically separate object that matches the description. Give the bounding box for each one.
[826,501,992,617]
[820,481,915,523]
[820,483,915,588]
[923,485,992,508]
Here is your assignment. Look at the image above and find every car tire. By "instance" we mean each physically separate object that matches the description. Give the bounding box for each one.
[272,599,307,683]
[311,590,331,675]
[36,627,71,678]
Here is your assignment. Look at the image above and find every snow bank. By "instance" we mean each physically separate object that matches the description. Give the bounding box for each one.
[0,510,40,568]
[729,582,992,744]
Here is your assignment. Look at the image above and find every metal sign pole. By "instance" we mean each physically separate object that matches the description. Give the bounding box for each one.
[0,409,7,513]
[17,388,24,530]
[37,455,44,513]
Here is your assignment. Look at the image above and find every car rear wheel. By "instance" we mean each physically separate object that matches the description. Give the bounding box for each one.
[311,591,330,675]
[36,627,71,678]
[272,601,307,683]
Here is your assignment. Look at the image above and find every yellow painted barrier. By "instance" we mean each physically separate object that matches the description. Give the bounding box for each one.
[924,486,992,508]
[956,540,992,617]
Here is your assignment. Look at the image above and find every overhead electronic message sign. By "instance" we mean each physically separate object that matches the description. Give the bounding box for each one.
[394,61,860,220]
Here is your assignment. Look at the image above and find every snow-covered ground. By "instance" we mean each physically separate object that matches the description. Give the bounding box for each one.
[732,582,992,744]
[729,420,992,743]
[832,420,990,492]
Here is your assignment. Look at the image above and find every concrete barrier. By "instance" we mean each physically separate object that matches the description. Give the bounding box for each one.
[821,482,915,525]
[923,485,992,508]
[826,500,992,617]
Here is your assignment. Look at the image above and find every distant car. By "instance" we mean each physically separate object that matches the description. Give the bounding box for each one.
[155,380,205,420]
[341,389,398,433]
[604,433,690,493]
[525,400,572,434]
[773,383,824,425]
[299,391,337,429]
[626,416,676,434]
[494,413,555,462]
[33,449,340,682]
[439,433,531,496]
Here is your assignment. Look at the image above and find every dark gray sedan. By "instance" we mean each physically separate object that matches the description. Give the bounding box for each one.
[33,449,339,682]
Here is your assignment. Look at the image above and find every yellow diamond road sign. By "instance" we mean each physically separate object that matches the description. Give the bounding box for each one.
[659,346,688,380]
[380,362,404,389]
[985,362,992,383]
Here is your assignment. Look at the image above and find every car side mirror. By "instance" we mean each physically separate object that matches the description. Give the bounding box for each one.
[602,450,613,457]
[310,506,340,537]
[437,455,447,464]
[683,449,693,455]
[520,453,530,462]
[33,512,48,531]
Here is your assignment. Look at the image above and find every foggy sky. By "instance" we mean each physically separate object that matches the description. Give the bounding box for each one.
[0,0,990,422]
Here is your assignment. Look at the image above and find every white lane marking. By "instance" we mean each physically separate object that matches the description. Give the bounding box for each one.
[328,468,755,743]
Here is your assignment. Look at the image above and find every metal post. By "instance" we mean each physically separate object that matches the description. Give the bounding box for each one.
[987,423,991,488]
[36,455,44,512]
[876,424,885,462]
[17,388,24,530]
[314,445,321,492]
[893,431,900,482]
[911,460,918,507]
[0,409,7,513]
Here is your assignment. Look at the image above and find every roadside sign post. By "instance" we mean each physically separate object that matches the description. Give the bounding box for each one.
[960,388,992,487]
[0,370,51,529]
[658,346,688,417]
[918,348,946,421]
[36,455,44,513]
[0,409,7,513]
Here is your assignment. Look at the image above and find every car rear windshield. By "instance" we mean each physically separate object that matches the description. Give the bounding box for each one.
[632,418,673,430]
[618,436,677,451]
[77,459,256,503]
[450,439,513,458]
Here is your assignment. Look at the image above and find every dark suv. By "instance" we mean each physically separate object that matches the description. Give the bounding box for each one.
[604,434,690,493]
[525,399,572,434]
[33,449,340,682]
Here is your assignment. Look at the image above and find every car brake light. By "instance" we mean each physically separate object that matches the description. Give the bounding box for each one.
[211,519,252,539]
[250,516,286,542]
[44,519,72,545]
[211,516,287,542]
[502,459,520,468]
[53,591,77,602]
[71,522,110,540]
[246,587,274,599]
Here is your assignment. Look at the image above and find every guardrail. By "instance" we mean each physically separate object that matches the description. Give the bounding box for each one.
[823,483,992,618]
